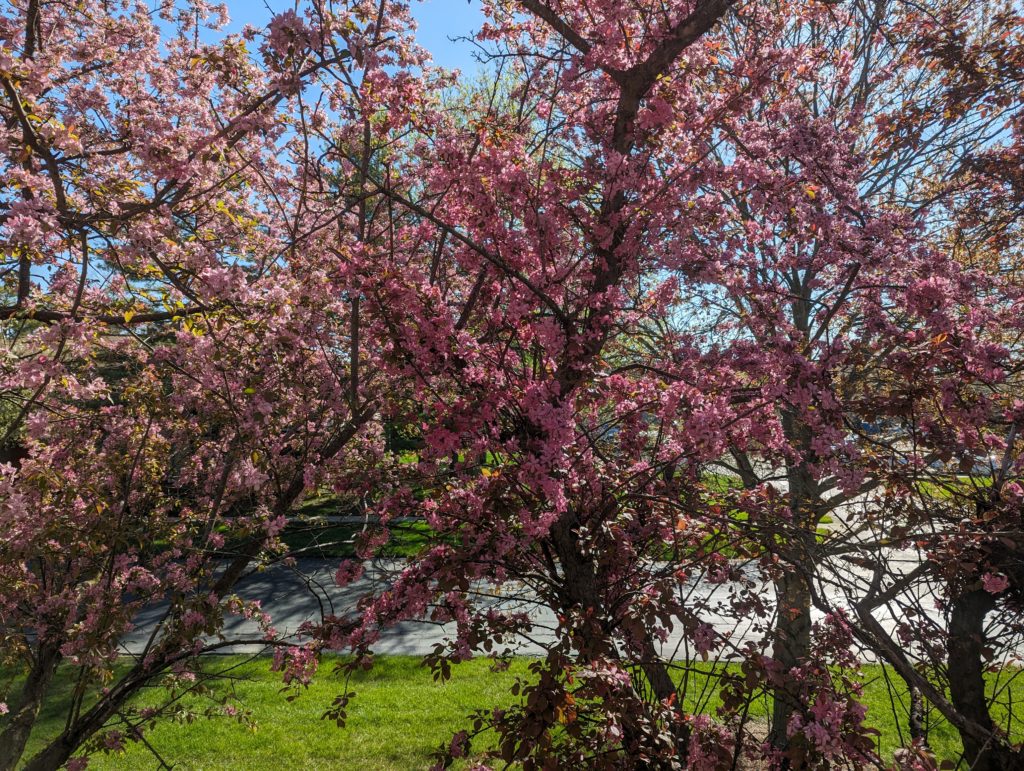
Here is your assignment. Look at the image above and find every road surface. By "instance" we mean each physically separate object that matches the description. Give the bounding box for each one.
[122,549,943,662]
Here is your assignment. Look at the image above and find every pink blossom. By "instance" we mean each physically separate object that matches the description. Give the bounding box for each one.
[334,560,365,587]
[982,573,1011,595]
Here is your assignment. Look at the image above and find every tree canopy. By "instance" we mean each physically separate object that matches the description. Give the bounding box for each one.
[1,1,1022,769]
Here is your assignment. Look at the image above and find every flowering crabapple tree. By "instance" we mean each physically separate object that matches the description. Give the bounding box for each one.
[297,0,904,767]
[661,1,1024,763]
[802,10,1024,769]
[0,0,1021,769]
[0,1,427,767]
[300,1,1023,769]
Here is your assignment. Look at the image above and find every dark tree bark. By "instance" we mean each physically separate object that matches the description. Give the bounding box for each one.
[768,569,813,751]
[0,644,61,771]
[946,587,1019,771]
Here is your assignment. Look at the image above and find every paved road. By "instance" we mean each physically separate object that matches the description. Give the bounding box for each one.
[125,457,984,657]
[122,549,942,661]
[124,462,958,660]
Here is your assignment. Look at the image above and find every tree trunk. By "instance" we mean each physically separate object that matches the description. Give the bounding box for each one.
[21,708,114,771]
[0,645,61,771]
[549,517,688,764]
[945,587,1023,771]
[19,660,158,771]
[768,569,812,751]
[21,741,77,771]
[770,412,817,754]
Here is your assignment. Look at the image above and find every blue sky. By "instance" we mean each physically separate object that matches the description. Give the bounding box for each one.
[223,0,486,71]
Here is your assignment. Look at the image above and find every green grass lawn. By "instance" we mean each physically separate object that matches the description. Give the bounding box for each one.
[667,660,969,763]
[18,657,528,770]
[280,518,436,559]
[13,655,1024,770]
[915,474,993,501]
[276,491,449,559]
